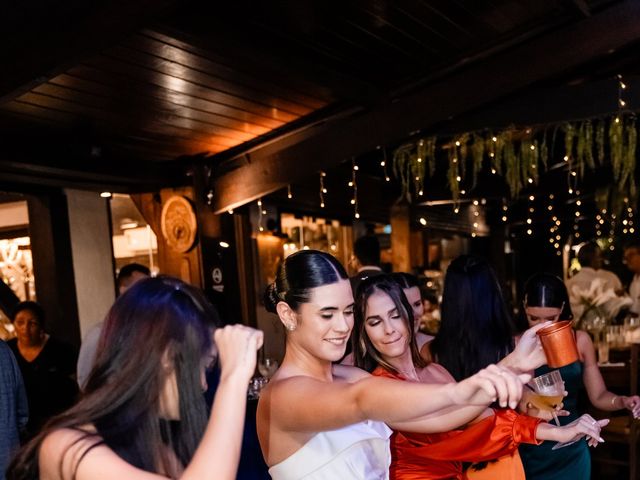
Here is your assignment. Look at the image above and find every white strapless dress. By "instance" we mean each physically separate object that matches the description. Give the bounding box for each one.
[268,420,392,480]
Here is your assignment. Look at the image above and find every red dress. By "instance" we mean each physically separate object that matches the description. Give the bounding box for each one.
[372,366,542,480]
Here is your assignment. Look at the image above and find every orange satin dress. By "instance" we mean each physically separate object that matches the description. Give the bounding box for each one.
[372,366,542,480]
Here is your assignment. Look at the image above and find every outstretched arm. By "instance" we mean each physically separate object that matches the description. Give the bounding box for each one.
[262,364,529,435]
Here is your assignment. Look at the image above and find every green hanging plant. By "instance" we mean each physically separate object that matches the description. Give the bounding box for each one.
[622,117,637,198]
[540,129,549,171]
[392,142,413,202]
[392,136,438,203]
[447,144,461,202]
[576,121,586,178]
[610,117,624,181]
[595,119,606,165]
[584,120,595,170]
[471,133,485,189]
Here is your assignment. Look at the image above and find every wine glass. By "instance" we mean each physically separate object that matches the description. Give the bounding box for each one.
[529,370,574,450]
[529,370,565,426]
[258,357,279,379]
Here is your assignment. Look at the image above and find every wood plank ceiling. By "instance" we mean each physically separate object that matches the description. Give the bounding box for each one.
[0,0,629,191]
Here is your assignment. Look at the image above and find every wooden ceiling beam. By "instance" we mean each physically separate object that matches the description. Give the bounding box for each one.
[436,76,640,135]
[0,0,180,104]
[208,0,640,213]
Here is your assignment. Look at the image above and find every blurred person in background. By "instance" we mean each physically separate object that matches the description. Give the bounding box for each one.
[76,263,150,388]
[7,301,78,439]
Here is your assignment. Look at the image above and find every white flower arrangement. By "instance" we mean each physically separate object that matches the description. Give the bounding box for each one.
[570,278,632,329]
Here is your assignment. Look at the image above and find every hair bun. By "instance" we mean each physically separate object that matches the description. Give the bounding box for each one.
[264,282,280,313]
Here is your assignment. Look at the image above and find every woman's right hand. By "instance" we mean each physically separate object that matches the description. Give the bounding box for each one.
[451,364,531,409]
[214,325,264,382]
[502,322,553,373]
[552,414,609,447]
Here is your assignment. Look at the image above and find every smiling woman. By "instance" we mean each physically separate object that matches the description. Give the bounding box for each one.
[257,250,537,480]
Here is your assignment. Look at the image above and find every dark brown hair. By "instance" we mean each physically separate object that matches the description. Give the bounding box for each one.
[352,274,427,373]
[8,276,219,480]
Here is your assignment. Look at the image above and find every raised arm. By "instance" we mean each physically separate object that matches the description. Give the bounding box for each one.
[182,325,263,480]
[578,331,640,417]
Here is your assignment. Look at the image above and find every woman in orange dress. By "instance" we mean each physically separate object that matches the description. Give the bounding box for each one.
[351,274,607,480]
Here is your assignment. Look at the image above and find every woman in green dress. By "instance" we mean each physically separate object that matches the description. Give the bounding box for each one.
[518,273,640,479]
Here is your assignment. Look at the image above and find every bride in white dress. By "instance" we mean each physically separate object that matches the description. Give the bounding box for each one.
[258,250,544,480]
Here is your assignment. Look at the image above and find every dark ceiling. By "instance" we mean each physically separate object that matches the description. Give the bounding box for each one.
[0,0,637,199]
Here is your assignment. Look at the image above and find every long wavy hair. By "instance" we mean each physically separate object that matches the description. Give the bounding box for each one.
[352,275,426,373]
[430,255,515,381]
[8,276,219,479]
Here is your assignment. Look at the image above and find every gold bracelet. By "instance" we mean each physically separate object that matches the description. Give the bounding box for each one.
[611,395,619,408]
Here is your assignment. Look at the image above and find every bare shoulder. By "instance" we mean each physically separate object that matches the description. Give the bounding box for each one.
[420,340,434,362]
[332,364,371,383]
[576,329,594,348]
[39,427,160,480]
[39,427,99,479]
[416,332,434,351]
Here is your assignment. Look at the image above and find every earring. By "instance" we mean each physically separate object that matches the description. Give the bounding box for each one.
[286,323,296,332]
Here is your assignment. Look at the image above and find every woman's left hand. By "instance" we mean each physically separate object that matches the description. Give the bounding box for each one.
[622,395,640,418]
[553,414,608,447]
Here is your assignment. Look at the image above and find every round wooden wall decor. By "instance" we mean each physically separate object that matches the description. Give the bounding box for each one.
[160,195,198,253]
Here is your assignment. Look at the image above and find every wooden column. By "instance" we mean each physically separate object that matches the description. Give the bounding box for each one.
[27,191,81,348]
[391,204,411,273]
[132,188,203,287]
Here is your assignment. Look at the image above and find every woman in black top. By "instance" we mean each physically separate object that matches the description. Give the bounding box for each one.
[7,301,78,438]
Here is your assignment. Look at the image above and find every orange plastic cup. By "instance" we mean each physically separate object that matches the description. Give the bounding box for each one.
[537,321,579,368]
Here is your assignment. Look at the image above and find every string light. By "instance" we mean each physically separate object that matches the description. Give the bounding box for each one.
[526,195,534,235]
[419,217,427,226]
[287,184,293,199]
[547,194,562,256]
[257,199,265,232]
[379,146,391,182]
[572,191,581,239]
[351,158,360,219]
[501,200,508,223]
[471,201,480,237]
[319,171,326,208]
[618,74,627,110]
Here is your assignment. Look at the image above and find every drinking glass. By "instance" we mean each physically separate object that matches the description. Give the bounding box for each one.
[529,370,576,450]
[529,370,565,427]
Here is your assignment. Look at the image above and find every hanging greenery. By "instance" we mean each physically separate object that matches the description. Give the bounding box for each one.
[391,112,639,208]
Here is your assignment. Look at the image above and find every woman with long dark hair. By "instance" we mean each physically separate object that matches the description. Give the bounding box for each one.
[518,273,640,480]
[258,250,537,480]
[352,274,606,480]
[8,276,263,480]
[428,255,515,381]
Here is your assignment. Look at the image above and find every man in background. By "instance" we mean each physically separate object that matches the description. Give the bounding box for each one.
[76,263,150,388]
[567,242,623,295]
